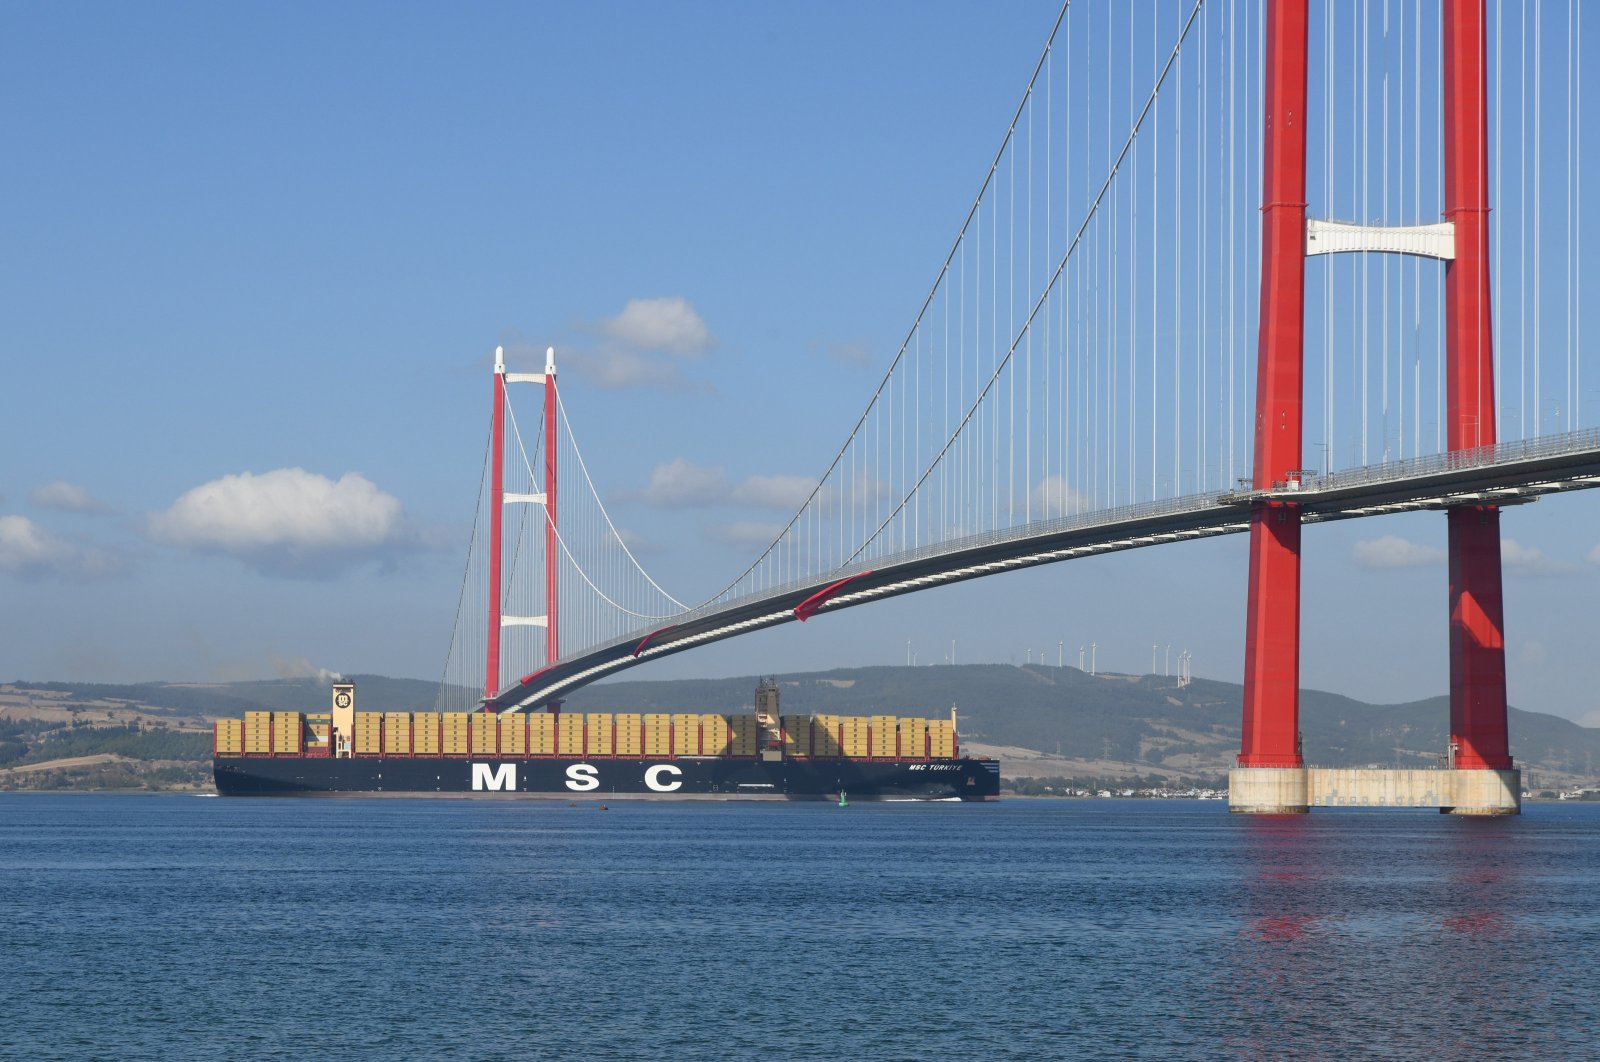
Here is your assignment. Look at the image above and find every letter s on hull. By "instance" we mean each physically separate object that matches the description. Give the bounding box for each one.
[565,763,599,792]
[644,764,683,792]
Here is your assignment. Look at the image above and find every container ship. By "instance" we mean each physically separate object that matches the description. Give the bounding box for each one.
[213,351,998,800]
[213,679,1000,800]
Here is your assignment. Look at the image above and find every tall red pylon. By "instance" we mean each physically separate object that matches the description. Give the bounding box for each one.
[1442,0,1511,770]
[485,345,561,706]
[1238,0,1309,769]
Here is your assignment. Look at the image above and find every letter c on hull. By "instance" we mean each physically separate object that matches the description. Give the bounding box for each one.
[644,764,683,792]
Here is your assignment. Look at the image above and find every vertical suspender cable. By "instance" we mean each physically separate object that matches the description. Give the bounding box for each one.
[1152,1,1160,499]
[1382,5,1390,461]
[1026,84,1034,521]
[1535,2,1542,433]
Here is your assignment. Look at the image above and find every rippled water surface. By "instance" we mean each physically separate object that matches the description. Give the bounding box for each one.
[3,795,1597,1060]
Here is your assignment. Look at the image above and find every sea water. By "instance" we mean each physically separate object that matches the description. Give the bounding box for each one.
[2,795,1597,1060]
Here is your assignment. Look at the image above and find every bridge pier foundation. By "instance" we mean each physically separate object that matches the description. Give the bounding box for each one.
[1227,767,1309,814]
[1229,767,1521,815]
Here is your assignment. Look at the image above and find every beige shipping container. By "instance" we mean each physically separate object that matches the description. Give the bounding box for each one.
[442,713,470,755]
[670,714,699,756]
[812,716,842,757]
[781,715,811,757]
[383,713,412,754]
[245,710,271,731]
[353,726,382,754]
[557,713,585,756]
[215,720,243,754]
[470,715,497,755]
[272,713,303,754]
[730,715,759,756]
[928,721,956,759]
[411,713,439,754]
[587,714,614,756]
[701,715,730,755]
[614,714,642,756]
[499,716,527,755]
[643,714,671,753]
[901,718,928,757]
[870,716,899,757]
[529,713,556,754]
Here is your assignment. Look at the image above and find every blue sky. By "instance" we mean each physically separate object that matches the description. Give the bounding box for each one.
[4,1,1599,729]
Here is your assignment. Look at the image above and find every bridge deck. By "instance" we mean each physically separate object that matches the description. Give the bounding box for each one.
[490,430,1600,712]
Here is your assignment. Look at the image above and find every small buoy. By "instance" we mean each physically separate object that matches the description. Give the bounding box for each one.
[838,790,848,808]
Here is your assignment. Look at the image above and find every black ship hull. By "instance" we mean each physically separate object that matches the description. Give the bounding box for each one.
[214,755,1000,800]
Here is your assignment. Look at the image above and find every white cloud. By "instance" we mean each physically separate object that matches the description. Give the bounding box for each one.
[30,480,112,515]
[1515,640,1550,669]
[149,468,417,577]
[629,461,823,514]
[0,515,119,579]
[826,340,873,367]
[1501,538,1572,576]
[1026,475,1092,519]
[708,520,786,550]
[639,459,729,508]
[732,474,816,511]
[551,296,719,392]
[613,527,664,555]
[1352,535,1445,570]
[601,296,715,357]
[561,348,701,392]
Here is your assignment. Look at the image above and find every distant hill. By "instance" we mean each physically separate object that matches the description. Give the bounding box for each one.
[5,674,444,717]
[4,665,1596,789]
[556,664,1600,784]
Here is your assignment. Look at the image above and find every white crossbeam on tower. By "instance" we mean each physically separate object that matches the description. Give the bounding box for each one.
[1305,218,1456,260]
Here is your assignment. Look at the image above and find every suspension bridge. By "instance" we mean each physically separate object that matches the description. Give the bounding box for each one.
[439,0,1593,813]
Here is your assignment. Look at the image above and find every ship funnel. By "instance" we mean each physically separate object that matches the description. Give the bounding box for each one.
[331,682,355,758]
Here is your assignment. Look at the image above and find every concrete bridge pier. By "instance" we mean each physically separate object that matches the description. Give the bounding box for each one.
[1227,766,1309,814]
[1229,766,1521,815]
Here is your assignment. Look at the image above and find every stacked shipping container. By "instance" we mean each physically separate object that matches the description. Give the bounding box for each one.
[218,710,960,762]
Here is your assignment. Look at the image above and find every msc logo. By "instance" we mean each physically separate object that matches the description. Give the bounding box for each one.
[471,763,516,791]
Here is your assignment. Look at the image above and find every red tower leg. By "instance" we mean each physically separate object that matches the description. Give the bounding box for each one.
[1239,0,1309,768]
[1448,508,1511,768]
[486,349,506,702]
[1442,0,1511,769]
[543,349,560,664]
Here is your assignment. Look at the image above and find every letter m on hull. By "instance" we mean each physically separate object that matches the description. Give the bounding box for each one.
[471,763,516,791]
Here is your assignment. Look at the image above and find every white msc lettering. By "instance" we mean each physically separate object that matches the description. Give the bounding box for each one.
[472,763,516,791]
[644,764,683,792]
[565,763,600,791]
